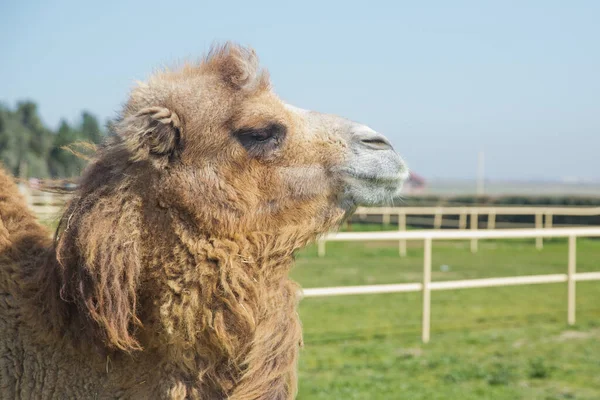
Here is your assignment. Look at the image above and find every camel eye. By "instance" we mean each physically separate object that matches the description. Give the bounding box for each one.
[250,130,272,142]
[233,123,287,158]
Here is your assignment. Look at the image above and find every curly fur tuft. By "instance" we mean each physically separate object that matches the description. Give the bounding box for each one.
[204,42,270,92]
[55,186,144,352]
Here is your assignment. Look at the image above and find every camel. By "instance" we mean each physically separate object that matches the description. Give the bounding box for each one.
[0,43,407,399]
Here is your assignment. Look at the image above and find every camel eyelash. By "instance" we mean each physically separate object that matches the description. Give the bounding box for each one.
[233,123,287,157]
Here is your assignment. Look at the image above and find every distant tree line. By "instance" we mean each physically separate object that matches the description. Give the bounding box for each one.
[0,101,105,178]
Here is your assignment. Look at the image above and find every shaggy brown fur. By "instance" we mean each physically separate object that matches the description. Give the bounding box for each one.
[0,44,353,399]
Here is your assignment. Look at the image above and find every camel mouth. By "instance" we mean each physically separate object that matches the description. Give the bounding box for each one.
[339,166,408,208]
[347,170,409,184]
[281,101,408,208]
[338,139,408,208]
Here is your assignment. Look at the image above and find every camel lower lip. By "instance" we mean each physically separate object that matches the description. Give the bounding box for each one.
[347,174,405,184]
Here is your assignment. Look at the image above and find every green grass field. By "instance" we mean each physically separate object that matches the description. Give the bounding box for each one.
[291,232,600,399]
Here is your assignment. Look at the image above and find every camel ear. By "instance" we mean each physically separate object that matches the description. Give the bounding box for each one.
[209,43,270,92]
[118,106,182,168]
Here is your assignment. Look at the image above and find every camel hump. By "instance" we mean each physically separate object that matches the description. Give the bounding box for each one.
[0,166,47,249]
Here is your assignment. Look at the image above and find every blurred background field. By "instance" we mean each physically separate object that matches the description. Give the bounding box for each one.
[292,235,600,400]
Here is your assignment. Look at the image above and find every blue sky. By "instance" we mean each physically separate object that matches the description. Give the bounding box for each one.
[1,0,598,181]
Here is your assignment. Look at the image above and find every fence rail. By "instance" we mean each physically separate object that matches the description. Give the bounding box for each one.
[304,227,600,343]
[356,206,600,216]
[20,188,70,221]
[321,206,600,256]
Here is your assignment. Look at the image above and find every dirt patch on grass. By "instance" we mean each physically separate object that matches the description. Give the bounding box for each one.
[555,329,600,341]
[395,347,423,359]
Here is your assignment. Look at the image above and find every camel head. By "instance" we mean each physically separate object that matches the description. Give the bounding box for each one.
[51,43,407,353]
[112,43,407,239]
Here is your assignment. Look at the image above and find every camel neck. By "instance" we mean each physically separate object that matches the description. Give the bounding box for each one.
[133,228,302,396]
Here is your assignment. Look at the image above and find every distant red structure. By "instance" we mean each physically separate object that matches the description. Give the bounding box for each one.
[405,171,426,194]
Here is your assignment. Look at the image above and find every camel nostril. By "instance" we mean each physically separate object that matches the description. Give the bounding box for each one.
[357,133,393,151]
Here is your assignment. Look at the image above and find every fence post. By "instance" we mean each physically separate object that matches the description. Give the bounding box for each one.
[343,220,351,231]
[358,208,366,220]
[545,212,553,229]
[422,237,432,343]
[568,235,577,325]
[535,213,543,250]
[399,211,407,257]
[434,209,443,230]
[382,210,391,226]
[22,186,32,206]
[488,210,496,230]
[470,211,478,253]
[317,239,326,258]
[458,209,467,230]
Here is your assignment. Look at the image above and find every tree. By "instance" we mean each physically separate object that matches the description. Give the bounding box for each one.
[0,101,106,179]
[48,120,86,178]
[0,106,19,174]
[18,101,52,157]
[80,111,103,144]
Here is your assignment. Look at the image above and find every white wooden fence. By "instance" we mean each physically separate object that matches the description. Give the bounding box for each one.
[321,206,600,256]
[304,227,600,343]
[20,188,70,222]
